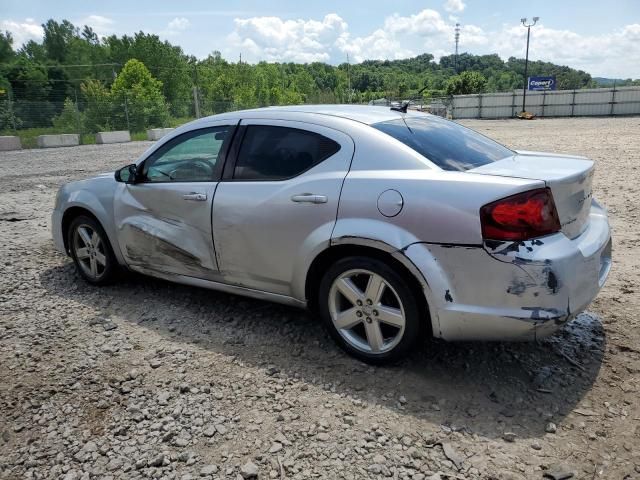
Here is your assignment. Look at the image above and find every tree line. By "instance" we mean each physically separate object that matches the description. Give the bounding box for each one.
[1,19,637,132]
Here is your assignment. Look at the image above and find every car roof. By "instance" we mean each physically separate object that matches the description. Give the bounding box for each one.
[191,104,429,127]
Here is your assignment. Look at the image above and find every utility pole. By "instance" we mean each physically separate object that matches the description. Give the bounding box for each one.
[454,23,460,73]
[520,17,539,113]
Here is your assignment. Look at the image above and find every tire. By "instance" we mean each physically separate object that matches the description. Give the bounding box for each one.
[67,215,118,285]
[318,256,423,364]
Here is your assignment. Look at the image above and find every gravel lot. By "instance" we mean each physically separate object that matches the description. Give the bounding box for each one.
[1,116,639,480]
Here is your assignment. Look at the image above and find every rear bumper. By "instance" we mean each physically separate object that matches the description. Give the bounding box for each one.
[405,200,611,341]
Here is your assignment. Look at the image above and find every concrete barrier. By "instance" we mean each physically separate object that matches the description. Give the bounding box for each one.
[37,134,80,148]
[96,131,131,144]
[147,128,174,141]
[0,136,22,151]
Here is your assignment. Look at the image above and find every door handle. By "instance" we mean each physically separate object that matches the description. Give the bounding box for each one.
[291,194,328,204]
[183,193,207,201]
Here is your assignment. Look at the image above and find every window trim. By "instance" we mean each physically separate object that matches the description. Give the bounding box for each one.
[222,122,342,182]
[138,125,236,184]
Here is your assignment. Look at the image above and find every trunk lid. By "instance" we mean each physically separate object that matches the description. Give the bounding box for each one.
[471,151,594,239]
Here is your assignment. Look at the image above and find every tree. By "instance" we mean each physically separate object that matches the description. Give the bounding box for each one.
[0,31,14,64]
[42,19,77,63]
[105,33,192,115]
[110,59,169,131]
[81,79,111,132]
[53,97,82,132]
[445,71,488,95]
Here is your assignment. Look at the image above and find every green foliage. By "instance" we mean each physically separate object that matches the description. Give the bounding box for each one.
[42,20,78,63]
[0,31,14,63]
[81,79,112,133]
[110,59,169,131]
[52,97,82,132]
[105,33,192,116]
[445,71,488,95]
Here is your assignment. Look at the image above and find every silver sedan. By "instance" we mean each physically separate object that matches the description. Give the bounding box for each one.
[52,105,612,363]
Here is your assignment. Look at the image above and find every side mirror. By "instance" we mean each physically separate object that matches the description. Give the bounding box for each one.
[115,164,139,184]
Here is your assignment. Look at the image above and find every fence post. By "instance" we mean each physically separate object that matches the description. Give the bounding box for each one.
[478,93,482,119]
[571,90,576,117]
[8,90,16,131]
[541,90,546,117]
[124,94,131,132]
[511,91,516,117]
[610,85,617,116]
[74,87,82,143]
[193,86,201,118]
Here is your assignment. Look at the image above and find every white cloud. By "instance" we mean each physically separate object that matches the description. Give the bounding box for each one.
[490,23,640,78]
[336,29,414,63]
[0,18,44,46]
[168,17,191,32]
[443,0,466,14]
[228,14,347,63]
[78,15,114,37]
[384,9,451,36]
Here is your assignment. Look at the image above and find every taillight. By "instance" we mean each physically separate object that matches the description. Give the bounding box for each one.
[480,188,561,241]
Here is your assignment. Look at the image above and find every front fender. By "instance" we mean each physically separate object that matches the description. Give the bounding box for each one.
[62,189,124,264]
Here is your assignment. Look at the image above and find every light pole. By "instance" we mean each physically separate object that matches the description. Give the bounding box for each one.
[520,16,539,114]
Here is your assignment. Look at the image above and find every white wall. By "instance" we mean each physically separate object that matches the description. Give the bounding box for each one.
[450,86,640,119]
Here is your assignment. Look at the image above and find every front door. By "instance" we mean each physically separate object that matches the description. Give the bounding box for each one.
[212,119,355,297]
[113,125,233,280]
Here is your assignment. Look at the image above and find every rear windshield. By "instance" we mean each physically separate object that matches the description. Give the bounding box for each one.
[372,116,513,171]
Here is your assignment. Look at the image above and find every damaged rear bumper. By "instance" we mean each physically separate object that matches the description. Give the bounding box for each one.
[403,200,611,341]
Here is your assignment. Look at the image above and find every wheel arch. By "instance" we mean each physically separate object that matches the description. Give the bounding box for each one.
[61,204,123,266]
[61,206,101,254]
[305,240,433,336]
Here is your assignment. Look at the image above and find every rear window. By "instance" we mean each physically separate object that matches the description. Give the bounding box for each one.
[372,116,513,171]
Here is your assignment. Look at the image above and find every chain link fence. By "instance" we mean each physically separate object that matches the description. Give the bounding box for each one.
[1,86,356,147]
[0,86,243,147]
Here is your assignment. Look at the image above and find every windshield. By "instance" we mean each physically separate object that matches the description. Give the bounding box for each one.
[372,115,513,171]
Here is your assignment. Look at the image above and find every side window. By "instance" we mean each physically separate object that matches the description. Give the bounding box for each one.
[233,125,341,180]
[144,126,230,182]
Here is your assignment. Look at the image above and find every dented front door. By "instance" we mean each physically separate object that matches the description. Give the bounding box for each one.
[113,125,232,280]
[114,182,219,278]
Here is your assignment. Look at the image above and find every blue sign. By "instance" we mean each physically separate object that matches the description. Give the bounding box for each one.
[528,76,556,91]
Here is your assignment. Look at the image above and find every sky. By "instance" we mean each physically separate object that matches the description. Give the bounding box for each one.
[1,0,640,78]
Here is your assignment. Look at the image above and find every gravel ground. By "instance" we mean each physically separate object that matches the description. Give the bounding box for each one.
[1,116,639,480]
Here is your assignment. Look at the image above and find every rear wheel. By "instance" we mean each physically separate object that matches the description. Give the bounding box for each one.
[68,215,118,285]
[318,256,422,364]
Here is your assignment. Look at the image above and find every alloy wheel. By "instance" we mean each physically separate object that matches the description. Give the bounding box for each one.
[328,268,406,354]
[73,224,108,280]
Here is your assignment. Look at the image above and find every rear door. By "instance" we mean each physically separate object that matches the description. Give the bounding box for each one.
[113,124,234,279]
[212,119,354,296]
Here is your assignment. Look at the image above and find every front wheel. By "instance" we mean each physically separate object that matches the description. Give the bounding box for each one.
[68,215,118,285]
[318,256,423,364]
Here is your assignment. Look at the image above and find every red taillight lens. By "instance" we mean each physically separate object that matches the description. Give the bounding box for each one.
[480,188,561,241]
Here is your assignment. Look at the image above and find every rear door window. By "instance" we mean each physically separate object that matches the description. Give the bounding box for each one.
[233,125,341,180]
[372,116,513,171]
